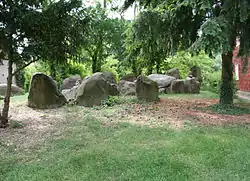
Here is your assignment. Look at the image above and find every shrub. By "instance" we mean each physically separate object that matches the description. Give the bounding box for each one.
[24,61,91,92]
[24,62,50,92]
[101,96,121,107]
[202,71,238,96]
[60,62,91,79]
[203,104,250,115]
[162,51,214,78]
[202,71,221,93]
[101,56,120,80]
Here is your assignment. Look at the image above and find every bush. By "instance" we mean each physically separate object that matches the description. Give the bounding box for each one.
[101,56,120,80]
[202,71,221,93]
[162,51,215,78]
[24,61,91,92]
[24,62,50,92]
[202,71,238,97]
[101,96,121,107]
[60,62,91,79]
[203,104,250,115]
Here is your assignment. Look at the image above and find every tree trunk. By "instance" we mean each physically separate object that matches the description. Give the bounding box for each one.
[103,0,107,8]
[1,60,13,127]
[92,56,101,73]
[156,60,160,73]
[147,57,154,75]
[219,51,234,105]
[147,66,153,75]
[50,63,56,80]
[132,59,137,75]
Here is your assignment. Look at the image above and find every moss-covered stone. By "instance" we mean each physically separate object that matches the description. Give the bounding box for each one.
[28,73,66,109]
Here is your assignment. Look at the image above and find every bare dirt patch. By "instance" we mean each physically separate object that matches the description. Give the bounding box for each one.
[0,101,69,152]
[1,97,250,151]
[117,98,250,128]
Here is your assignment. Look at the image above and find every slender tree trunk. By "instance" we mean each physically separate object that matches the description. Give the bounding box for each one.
[147,65,153,75]
[156,60,160,73]
[132,59,137,75]
[1,60,13,127]
[219,51,234,105]
[92,56,98,73]
[50,62,56,80]
[103,0,107,9]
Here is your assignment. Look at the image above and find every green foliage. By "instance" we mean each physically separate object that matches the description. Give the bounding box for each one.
[101,96,121,107]
[123,0,250,105]
[202,71,221,93]
[82,4,128,73]
[202,71,238,96]
[0,0,89,121]
[2,112,250,180]
[101,56,119,80]
[203,104,250,115]
[160,90,219,100]
[10,120,25,129]
[163,51,215,78]
[124,9,168,74]
[24,61,91,92]
[101,95,139,107]
[24,62,50,92]
[60,62,91,79]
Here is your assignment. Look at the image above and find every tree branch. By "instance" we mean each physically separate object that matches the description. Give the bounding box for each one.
[12,59,37,76]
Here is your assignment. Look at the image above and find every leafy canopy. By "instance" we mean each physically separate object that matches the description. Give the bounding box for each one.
[0,0,89,68]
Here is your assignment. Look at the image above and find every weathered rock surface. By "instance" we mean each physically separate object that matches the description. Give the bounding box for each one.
[76,72,119,107]
[28,73,66,109]
[136,75,159,101]
[62,85,79,102]
[184,78,200,94]
[62,75,82,90]
[189,66,202,82]
[118,80,136,96]
[0,84,24,96]
[166,68,180,79]
[120,74,137,82]
[170,80,185,93]
[148,74,176,88]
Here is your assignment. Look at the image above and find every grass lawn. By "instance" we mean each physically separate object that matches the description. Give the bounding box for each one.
[1,92,250,181]
[160,90,219,100]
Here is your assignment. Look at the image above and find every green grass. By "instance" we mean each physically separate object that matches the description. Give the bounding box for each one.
[0,94,28,104]
[202,104,250,115]
[1,91,250,180]
[1,115,250,181]
[160,90,219,100]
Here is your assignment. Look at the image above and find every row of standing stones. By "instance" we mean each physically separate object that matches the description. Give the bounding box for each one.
[26,67,201,109]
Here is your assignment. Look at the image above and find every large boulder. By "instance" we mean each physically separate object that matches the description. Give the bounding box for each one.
[148,74,176,88]
[94,72,117,84]
[62,85,79,102]
[0,84,24,96]
[28,73,66,109]
[120,74,137,82]
[170,80,185,93]
[189,66,202,82]
[166,68,180,79]
[76,72,119,107]
[118,80,136,96]
[184,78,200,93]
[136,75,159,101]
[62,75,82,90]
